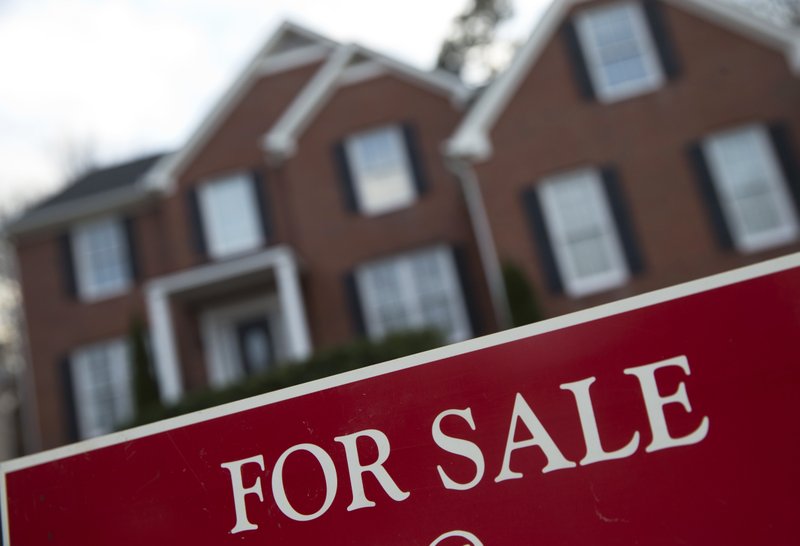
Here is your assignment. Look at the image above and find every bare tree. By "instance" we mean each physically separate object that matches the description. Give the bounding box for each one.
[728,0,800,26]
[53,132,98,183]
[0,208,23,460]
[437,0,514,81]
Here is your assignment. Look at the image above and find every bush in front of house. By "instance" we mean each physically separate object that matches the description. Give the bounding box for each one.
[128,329,444,428]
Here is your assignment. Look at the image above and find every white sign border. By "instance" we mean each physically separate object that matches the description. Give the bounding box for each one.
[3,251,800,543]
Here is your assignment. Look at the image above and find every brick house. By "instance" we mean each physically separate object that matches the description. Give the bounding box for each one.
[7,1,800,451]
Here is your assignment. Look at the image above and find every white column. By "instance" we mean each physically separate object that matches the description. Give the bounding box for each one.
[145,286,184,403]
[275,250,312,362]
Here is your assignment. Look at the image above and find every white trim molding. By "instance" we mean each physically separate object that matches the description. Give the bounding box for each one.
[447,0,800,162]
[264,44,357,160]
[145,21,337,193]
[144,245,312,403]
[263,42,470,162]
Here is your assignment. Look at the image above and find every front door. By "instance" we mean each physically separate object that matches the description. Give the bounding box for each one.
[235,317,273,375]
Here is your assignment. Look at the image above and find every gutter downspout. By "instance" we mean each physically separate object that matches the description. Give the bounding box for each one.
[448,158,512,331]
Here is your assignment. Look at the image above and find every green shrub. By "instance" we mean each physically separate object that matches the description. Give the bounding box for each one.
[127,329,443,428]
[502,261,543,327]
[128,316,162,416]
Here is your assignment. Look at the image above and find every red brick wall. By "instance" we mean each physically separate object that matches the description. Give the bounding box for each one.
[15,207,161,448]
[14,64,495,449]
[278,73,494,348]
[474,0,800,318]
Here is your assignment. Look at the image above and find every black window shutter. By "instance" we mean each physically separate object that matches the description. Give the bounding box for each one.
[643,0,682,80]
[60,356,79,442]
[333,141,359,213]
[561,19,596,101]
[521,187,564,294]
[122,216,140,282]
[343,272,366,337]
[58,232,78,299]
[768,123,800,211]
[186,188,208,258]
[600,167,646,275]
[251,170,274,243]
[451,245,482,337]
[687,143,734,250]
[401,123,429,196]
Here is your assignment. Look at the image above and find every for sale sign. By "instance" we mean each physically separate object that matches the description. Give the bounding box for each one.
[3,255,800,544]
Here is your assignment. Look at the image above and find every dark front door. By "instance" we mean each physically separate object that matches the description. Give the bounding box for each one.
[235,317,273,375]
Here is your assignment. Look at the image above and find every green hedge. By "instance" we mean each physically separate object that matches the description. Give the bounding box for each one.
[128,329,443,427]
[502,261,543,327]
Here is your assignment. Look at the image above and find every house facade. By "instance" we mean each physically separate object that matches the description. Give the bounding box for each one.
[8,0,800,451]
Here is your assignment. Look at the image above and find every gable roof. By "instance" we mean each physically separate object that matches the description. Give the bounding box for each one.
[7,153,167,236]
[146,20,338,192]
[447,0,800,161]
[263,41,471,161]
[31,154,164,212]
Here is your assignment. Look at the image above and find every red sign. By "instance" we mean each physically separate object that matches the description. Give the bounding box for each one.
[3,255,800,545]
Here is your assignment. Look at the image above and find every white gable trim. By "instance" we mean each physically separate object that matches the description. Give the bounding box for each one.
[349,44,470,104]
[447,0,800,162]
[264,44,357,159]
[670,0,800,69]
[263,43,471,161]
[256,43,331,77]
[147,21,336,193]
[337,61,388,87]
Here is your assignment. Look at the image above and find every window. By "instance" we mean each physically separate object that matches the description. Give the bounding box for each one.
[574,1,664,102]
[198,174,264,259]
[70,339,134,439]
[702,125,799,253]
[72,217,132,300]
[355,246,470,343]
[345,125,417,215]
[538,169,629,297]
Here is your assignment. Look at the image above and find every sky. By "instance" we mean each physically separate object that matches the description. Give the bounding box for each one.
[0,0,550,214]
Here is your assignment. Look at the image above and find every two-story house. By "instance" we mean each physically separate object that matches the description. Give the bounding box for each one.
[8,0,800,451]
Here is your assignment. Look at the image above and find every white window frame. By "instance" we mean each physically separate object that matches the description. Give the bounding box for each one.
[702,124,799,253]
[345,124,417,216]
[71,216,132,301]
[538,168,630,298]
[70,338,134,440]
[574,1,665,103]
[198,173,264,260]
[355,245,471,344]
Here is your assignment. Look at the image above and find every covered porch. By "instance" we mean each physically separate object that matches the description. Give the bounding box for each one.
[145,246,312,403]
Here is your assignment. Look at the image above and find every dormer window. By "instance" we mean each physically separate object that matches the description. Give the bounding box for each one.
[574,1,665,102]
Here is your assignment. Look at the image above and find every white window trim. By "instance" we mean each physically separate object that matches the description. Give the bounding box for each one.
[574,1,665,103]
[197,173,265,260]
[538,168,630,298]
[702,124,800,253]
[71,216,132,302]
[355,245,471,344]
[344,124,417,216]
[70,338,134,440]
